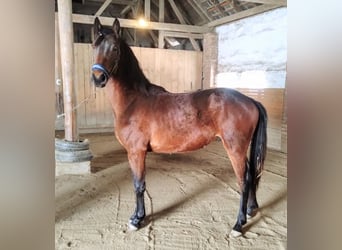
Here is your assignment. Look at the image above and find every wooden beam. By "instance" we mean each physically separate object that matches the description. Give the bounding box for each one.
[191,0,213,21]
[164,31,203,39]
[111,0,134,4]
[89,0,134,5]
[205,4,282,27]
[158,0,165,48]
[120,5,132,17]
[212,0,225,16]
[158,31,164,48]
[240,0,286,5]
[124,29,135,43]
[149,5,159,21]
[145,0,150,20]
[186,0,209,24]
[167,0,186,23]
[189,38,201,51]
[148,30,158,45]
[57,0,78,141]
[95,0,112,16]
[71,13,211,33]
[167,0,200,51]
[159,0,164,22]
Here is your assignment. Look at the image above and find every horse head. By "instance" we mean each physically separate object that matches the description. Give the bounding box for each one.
[91,17,121,88]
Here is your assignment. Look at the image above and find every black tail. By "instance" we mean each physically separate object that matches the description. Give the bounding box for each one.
[250,100,268,189]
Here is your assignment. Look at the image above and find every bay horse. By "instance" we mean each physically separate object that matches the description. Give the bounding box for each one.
[91,17,267,237]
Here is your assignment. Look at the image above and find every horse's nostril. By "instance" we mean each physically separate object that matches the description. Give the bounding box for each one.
[100,73,106,82]
[92,72,107,87]
[93,73,105,82]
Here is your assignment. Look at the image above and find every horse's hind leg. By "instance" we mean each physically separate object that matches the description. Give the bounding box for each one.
[127,150,147,230]
[247,181,259,218]
[231,158,252,237]
[221,137,251,237]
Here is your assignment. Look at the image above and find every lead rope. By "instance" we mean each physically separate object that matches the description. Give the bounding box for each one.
[56,84,97,119]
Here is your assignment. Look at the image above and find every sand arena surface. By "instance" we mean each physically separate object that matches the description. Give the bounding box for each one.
[55,133,287,249]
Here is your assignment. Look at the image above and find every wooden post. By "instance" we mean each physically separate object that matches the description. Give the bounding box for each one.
[158,0,165,48]
[57,0,78,141]
[144,0,150,21]
[203,32,218,89]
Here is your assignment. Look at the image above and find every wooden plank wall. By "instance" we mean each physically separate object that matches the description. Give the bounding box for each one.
[281,87,287,153]
[73,43,115,130]
[55,44,203,131]
[236,88,285,151]
[131,47,203,93]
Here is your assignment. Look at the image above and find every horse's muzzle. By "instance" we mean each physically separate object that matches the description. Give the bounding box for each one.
[92,72,107,88]
[91,64,109,88]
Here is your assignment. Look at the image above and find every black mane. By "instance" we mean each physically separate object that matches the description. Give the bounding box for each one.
[115,39,153,95]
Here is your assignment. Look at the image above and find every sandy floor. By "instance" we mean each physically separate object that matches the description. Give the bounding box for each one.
[55,133,287,249]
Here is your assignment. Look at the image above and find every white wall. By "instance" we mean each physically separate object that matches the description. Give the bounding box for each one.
[215,7,287,89]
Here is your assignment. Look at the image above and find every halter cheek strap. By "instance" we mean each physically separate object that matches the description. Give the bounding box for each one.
[91,64,110,79]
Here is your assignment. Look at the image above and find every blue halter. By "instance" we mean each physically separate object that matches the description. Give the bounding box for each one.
[91,64,110,79]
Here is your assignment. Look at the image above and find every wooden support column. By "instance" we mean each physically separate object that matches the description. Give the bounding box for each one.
[144,0,150,20]
[203,32,218,89]
[57,0,78,141]
[55,16,64,129]
[158,0,164,48]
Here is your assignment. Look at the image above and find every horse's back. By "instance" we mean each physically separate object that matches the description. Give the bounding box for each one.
[191,88,258,120]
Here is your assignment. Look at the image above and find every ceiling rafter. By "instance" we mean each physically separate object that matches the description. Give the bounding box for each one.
[186,0,210,25]
[240,0,286,5]
[87,0,135,5]
[94,0,112,16]
[190,0,213,21]
[205,4,283,27]
[67,0,287,50]
[167,0,200,51]
[120,5,132,17]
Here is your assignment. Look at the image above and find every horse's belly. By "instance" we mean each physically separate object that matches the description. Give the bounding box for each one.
[150,130,215,153]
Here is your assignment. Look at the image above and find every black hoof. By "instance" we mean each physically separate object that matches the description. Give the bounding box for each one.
[128,213,145,230]
[128,220,139,231]
[230,229,242,237]
[129,218,142,228]
[230,223,243,237]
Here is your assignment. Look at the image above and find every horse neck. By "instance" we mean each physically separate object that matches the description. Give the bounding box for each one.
[105,78,138,118]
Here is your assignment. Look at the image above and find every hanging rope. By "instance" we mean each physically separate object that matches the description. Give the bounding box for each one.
[56,84,97,119]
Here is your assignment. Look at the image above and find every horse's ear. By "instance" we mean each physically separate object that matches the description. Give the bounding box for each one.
[113,18,120,38]
[94,17,102,35]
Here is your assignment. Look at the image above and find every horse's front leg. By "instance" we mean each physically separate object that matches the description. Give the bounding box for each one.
[127,150,147,230]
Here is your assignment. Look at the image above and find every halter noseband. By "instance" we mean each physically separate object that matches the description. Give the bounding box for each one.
[91,57,119,82]
[91,63,111,80]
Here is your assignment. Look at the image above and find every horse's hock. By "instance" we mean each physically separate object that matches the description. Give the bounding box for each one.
[55,138,93,175]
